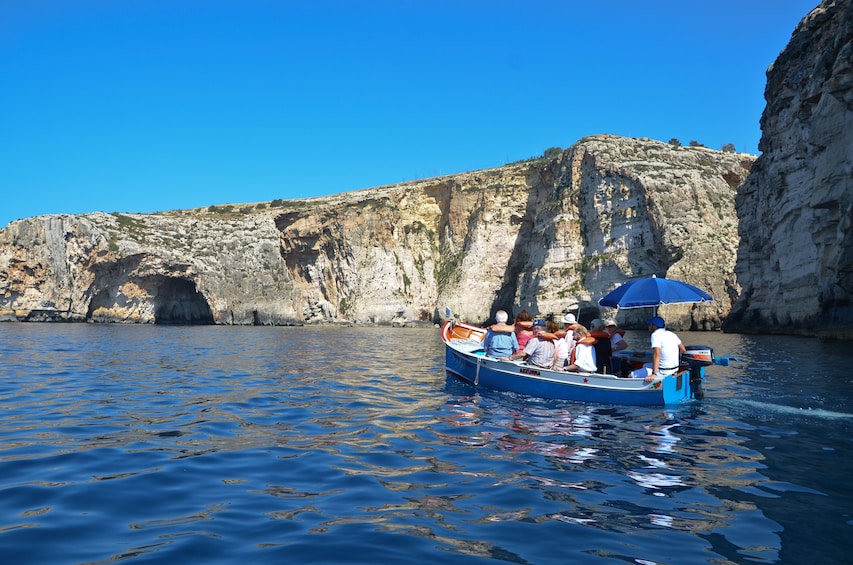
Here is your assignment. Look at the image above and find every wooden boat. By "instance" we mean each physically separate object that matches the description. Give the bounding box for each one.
[441,319,733,407]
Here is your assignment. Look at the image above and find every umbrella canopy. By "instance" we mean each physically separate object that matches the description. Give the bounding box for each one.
[598,276,713,310]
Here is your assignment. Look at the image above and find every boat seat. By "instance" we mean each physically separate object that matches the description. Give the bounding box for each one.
[450,337,483,351]
[450,326,475,340]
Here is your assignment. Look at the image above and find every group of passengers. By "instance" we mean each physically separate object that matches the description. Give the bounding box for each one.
[483,309,631,376]
[483,309,684,382]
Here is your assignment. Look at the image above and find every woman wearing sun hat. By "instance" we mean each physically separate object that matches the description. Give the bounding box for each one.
[604,319,628,353]
[556,313,578,367]
[604,318,629,375]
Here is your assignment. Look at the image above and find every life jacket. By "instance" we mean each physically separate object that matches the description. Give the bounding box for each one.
[590,331,613,373]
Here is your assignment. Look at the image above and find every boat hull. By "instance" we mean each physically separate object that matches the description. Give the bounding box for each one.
[442,320,701,407]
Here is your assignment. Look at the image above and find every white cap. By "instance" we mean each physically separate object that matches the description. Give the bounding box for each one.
[561,313,577,324]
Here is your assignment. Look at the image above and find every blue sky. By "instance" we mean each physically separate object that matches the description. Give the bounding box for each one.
[1,1,817,228]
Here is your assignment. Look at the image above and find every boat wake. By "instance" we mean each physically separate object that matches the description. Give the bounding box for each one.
[724,399,853,420]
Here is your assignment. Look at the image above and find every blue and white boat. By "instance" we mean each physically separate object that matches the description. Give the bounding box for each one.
[441,319,733,407]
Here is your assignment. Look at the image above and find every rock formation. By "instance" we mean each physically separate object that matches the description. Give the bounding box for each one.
[3,3,849,337]
[0,135,752,329]
[725,0,853,338]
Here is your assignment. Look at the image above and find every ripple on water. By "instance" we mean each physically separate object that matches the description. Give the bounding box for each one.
[1,325,852,563]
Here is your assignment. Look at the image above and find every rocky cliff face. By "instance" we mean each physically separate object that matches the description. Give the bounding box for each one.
[725,0,853,337]
[0,135,752,329]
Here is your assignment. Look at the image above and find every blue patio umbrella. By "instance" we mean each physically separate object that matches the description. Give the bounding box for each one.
[598,275,713,311]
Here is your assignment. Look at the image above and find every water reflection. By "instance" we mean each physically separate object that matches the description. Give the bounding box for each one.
[436,383,789,561]
[0,324,850,564]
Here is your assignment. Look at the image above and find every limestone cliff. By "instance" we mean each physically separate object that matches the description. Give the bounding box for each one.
[725,0,853,337]
[0,135,751,329]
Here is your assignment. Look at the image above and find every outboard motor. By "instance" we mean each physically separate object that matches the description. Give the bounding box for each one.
[681,345,714,400]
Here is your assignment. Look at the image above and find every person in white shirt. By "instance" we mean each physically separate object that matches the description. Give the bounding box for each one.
[544,320,567,369]
[561,313,577,340]
[565,325,597,373]
[555,313,577,368]
[631,316,687,382]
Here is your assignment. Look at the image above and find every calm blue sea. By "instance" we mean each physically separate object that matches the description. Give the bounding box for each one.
[0,324,851,564]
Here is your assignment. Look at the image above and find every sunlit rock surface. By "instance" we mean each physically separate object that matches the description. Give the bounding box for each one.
[0,135,751,329]
[4,3,850,337]
[726,0,853,337]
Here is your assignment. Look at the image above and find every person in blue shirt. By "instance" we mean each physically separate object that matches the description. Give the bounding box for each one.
[483,310,519,358]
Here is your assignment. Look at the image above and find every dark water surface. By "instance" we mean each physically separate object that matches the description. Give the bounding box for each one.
[1,324,851,564]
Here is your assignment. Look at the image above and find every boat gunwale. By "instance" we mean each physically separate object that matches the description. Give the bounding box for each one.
[442,321,664,394]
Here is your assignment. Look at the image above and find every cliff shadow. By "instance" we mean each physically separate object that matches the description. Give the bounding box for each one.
[491,162,561,321]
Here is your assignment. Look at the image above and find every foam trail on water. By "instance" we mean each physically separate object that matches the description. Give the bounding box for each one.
[725,399,853,420]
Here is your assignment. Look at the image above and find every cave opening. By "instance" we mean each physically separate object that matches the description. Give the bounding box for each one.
[155,278,214,325]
